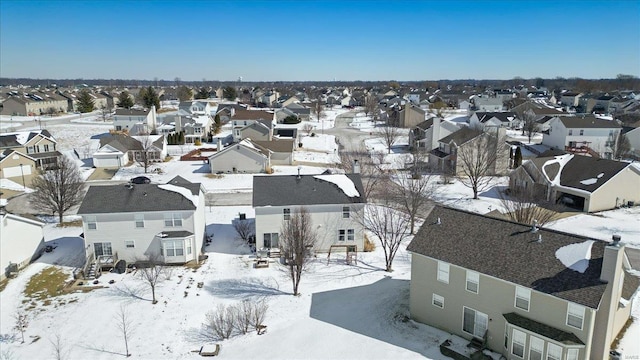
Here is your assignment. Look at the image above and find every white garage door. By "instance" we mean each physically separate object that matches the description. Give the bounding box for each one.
[2,165,32,178]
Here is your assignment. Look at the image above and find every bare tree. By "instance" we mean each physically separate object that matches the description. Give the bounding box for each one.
[233,217,255,243]
[457,130,506,199]
[50,333,70,360]
[359,204,411,272]
[115,305,136,357]
[134,134,155,173]
[14,311,27,343]
[279,207,318,296]
[137,253,166,304]
[312,100,324,122]
[499,186,559,227]
[204,304,234,340]
[339,144,388,200]
[302,123,314,135]
[380,125,400,154]
[233,301,252,335]
[613,132,631,159]
[391,170,435,234]
[249,300,268,333]
[30,155,85,224]
[521,111,539,143]
[363,93,378,118]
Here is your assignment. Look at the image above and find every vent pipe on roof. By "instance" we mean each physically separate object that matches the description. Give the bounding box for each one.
[353,159,360,174]
[530,219,538,233]
[537,234,542,243]
[612,234,621,246]
[436,217,441,225]
[297,166,301,180]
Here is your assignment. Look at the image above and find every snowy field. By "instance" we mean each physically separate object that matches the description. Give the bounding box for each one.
[1,107,639,359]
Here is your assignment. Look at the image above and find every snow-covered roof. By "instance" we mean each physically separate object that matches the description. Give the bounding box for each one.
[555,240,595,274]
[313,174,361,197]
[158,184,198,207]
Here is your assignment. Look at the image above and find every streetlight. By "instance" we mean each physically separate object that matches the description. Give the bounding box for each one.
[19,164,26,190]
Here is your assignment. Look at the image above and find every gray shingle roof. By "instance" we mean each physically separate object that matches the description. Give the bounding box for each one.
[558,116,621,129]
[407,206,608,309]
[503,313,583,345]
[114,109,149,116]
[78,180,200,214]
[439,127,482,146]
[253,174,366,207]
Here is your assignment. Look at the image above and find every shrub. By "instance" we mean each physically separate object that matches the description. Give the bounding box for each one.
[310,132,316,137]
[363,235,375,252]
[194,139,202,146]
[282,115,300,124]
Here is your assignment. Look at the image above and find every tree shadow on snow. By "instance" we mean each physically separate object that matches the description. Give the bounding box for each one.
[204,223,252,255]
[206,277,289,299]
[478,185,507,200]
[309,277,447,357]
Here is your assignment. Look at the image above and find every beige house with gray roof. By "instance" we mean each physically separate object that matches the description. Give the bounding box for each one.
[408,206,638,360]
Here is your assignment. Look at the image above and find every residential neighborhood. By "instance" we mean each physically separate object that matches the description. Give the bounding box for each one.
[1,1,639,360]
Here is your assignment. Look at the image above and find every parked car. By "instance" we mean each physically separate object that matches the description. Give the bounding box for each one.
[130,176,151,184]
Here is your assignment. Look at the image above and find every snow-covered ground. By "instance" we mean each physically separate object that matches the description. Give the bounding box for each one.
[2,109,639,359]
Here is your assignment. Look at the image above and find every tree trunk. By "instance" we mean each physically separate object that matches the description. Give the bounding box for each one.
[473,187,479,200]
[151,286,157,304]
[58,212,64,224]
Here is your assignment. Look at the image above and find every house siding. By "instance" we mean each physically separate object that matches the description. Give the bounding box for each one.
[209,146,267,173]
[0,153,36,184]
[254,204,365,252]
[409,253,595,359]
[0,215,44,280]
[588,166,640,211]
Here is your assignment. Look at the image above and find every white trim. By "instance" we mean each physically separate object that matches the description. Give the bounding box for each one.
[432,293,444,308]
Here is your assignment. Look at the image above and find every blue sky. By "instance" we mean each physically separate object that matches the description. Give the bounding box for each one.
[1,0,638,81]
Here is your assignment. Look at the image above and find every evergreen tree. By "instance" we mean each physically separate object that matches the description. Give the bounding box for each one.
[213,113,222,134]
[194,87,210,99]
[76,90,95,113]
[141,86,160,110]
[179,131,185,144]
[223,86,237,101]
[117,91,134,109]
[514,147,523,168]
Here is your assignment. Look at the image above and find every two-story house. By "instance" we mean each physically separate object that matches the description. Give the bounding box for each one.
[252,173,367,253]
[472,96,504,112]
[113,107,158,135]
[397,104,426,128]
[542,116,621,159]
[408,206,638,360]
[0,130,61,184]
[231,109,276,142]
[409,117,460,151]
[77,176,205,275]
[0,211,45,280]
[1,91,68,116]
[469,112,517,129]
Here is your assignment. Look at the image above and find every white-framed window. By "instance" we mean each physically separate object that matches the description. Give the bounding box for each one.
[187,240,192,255]
[529,336,544,360]
[125,240,135,248]
[568,130,573,135]
[43,144,49,151]
[164,213,182,227]
[432,294,444,308]
[347,229,354,241]
[264,233,279,248]
[515,286,531,311]
[466,270,479,293]
[86,216,97,230]
[437,261,449,284]
[566,349,579,360]
[511,329,526,358]
[283,208,291,221]
[462,307,488,338]
[566,303,585,330]
[546,343,562,360]
[94,242,112,256]
[579,129,584,136]
[342,206,350,218]
[338,229,346,241]
[135,214,144,228]
[163,240,184,257]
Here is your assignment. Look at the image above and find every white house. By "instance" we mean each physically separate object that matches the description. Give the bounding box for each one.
[252,173,367,253]
[409,117,460,151]
[77,176,206,275]
[208,139,270,174]
[542,116,621,158]
[473,97,503,112]
[469,112,517,129]
[93,134,167,168]
[0,212,45,280]
[113,107,158,135]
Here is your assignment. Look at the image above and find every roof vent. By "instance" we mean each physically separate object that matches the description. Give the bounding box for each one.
[126,182,134,190]
[297,166,301,180]
[530,219,538,233]
[612,234,621,246]
[436,217,441,225]
[537,234,542,243]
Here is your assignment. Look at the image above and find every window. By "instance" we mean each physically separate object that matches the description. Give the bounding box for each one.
[579,129,584,136]
[187,240,192,255]
[283,208,291,221]
[125,240,135,248]
[135,214,144,228]
[94,242,112,256]
[338,229,346,241]
[466,271,479,293]
[86,216,97,230]
[462,307,488,338]
[546,343,561,360]
[164,240,184,257]
[529,336,543,360]
[26,146,34,154]
[342,206,350,218]
[511,329,526,358]
[347,229,354,241]
[568,130,573,135]
[432,294,444,308]
[515,286,531,311]
[264,233,279,248]
[164,213,182,227]
[437,261,449,284]
[567,303,585,330]
[566,349,578,360]
[43,144,49,152]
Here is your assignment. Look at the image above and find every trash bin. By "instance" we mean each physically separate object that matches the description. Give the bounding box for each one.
[610,350,621,360]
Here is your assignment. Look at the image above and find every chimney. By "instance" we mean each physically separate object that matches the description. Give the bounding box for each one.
[436,217,441,225]
[600,235,625,283]
[353,159,360,174]
[217,138,222,151]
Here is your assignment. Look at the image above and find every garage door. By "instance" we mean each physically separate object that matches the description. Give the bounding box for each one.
[2,165,32,178]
